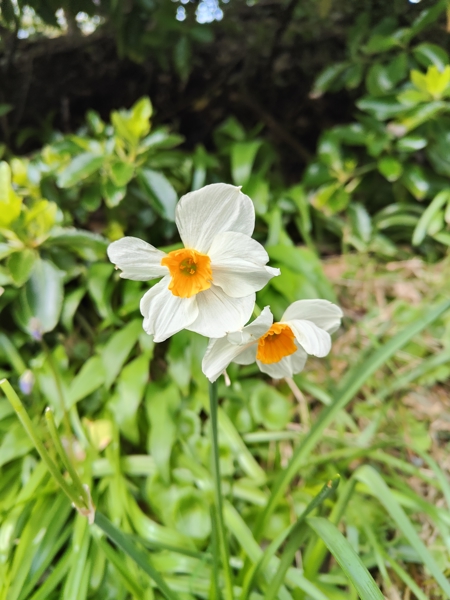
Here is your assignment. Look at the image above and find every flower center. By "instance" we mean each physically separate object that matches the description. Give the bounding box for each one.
[161,248,212,298]
[256,323,297,364]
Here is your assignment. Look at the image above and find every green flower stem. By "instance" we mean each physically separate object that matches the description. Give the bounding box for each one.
[209,380,234,600]
[0,378,83,509]
[45,407,89,506]
[94,512,180,600]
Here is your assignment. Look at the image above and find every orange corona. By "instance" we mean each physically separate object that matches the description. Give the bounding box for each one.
[161,248,212,298]
[256,323,297,364]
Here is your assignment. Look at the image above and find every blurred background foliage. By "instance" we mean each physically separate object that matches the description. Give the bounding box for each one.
[1,0,450,599]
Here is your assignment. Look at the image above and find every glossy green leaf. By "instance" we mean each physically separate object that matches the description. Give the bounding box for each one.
[8,249,37,287]
[57,153,104,188]
[311,62,349,96]
[231,141,263,186]
[109,353,150,443]
[110,161,134,187]
[396,134,427,152]
[101,318,142,389]
[413,43,449,71]
[15,259,64,336]
[401,164,431,200]
[0,161,22,226]
[67,356,106,409]
[377,156,403,182]
[146,382,179,482]
[138,168,178,221]
[412,189,450,245]
[101,179,126,207]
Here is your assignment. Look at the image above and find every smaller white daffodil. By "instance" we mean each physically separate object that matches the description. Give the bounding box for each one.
[202,300,343,382]
[107,183,279,342]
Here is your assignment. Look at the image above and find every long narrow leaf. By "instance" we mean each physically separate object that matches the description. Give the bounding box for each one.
[355,465,450,597]
[307,517,385,600]
[263,477,340,600]
[94,512,181,600]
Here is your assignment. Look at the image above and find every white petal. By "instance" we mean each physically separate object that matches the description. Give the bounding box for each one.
[187,285,255,338]
[257,344,307,379]
[175,184,255,253]
[227,306,273,345]
[107,236,168,281]
[285,319,332,357]
[140,277,199,342]
[209,232,280,297]
[202,337,253,382]
[233,344,258,365]
[281,300,343,333]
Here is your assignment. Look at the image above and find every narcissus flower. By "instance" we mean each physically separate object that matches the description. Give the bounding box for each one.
[202,300,343,381]
[107,183,279,342]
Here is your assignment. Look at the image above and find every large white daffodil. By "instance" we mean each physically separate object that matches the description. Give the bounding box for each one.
[107,183,280,342]
[202,300,343,382]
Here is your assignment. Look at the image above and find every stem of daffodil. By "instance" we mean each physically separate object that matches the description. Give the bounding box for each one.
[209,380,234,600]
[0,378,84,509]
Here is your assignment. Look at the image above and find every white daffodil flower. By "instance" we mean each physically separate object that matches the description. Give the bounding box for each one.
[202,300,343,382]
[107,183,280,342]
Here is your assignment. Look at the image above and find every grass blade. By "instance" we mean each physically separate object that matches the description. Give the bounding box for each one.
[263,477,340,600]
[253,299,450,538]
[355,464,450,597]
[307,517,385,600]
[94,511,181,600]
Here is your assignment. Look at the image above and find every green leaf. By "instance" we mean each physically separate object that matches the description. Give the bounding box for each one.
[311,62,349,97]
[101,318,143,389]
[366,63,400,97]
[356,96,405,120]
[410,0,447,36]
[110,161,134,187]
[231,140,262,186]
[109,353,150,443]
[413,43,449,72]
[396,135,427,152]
[146,383,180,483]
[57,153,104,188]
[101,179,126,207]
[112,97,152,145]
[401,164,431,200]
[253,298,450,539]
[263,478,340,600]
[250,384,291,431]
[15,259,64,337]
[67,356,106,409]
[398,100,446,132]
[377,156,403,182]
[8,249,37,287]
[355,465,450,598]
[138,168,178,221]
[45,228,108,261]
[307,517,385,600]
[172,490,211,541]
[0,161,22,226]
[94,512,181,600]
[412,189,450,245]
